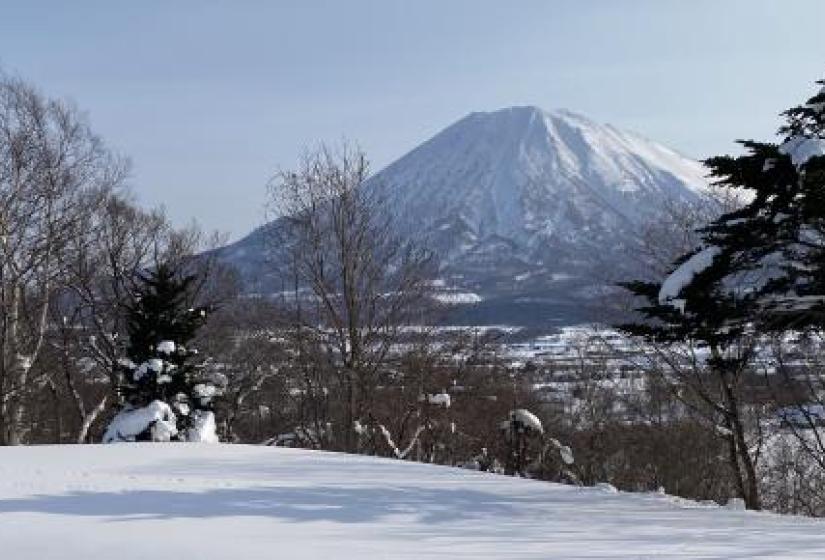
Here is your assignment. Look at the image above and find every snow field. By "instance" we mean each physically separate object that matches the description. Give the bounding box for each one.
[1,444,824,559]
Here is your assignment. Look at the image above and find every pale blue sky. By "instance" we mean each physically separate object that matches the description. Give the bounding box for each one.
[1,1,823,240]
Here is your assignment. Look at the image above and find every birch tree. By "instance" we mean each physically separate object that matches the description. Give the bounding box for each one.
[0,75,125,444]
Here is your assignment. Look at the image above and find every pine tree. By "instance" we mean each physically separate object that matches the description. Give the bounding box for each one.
[622,78,825,337]
[617,77,825,511]
[103,264,219,443]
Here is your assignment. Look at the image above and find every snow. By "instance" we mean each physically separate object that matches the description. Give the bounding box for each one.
[186,410,218,443]
[548,437,575,465]
[102,400,178,443]
[559,445,575,465]
[156,340,176,354]
[509,408,544,434]
[779,135,825,169]
[117,357,136,370]
[193,383,218,404]
[659,246,721,311]
[432,292,483,304]
[1,444,824,559]
[372,105,709,246]
[420,392,451,407]
[134,358,165,381]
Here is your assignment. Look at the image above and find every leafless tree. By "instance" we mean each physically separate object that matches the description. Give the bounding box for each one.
[634,185,744,280]
[266,143,437,451]
[0,75,126,444]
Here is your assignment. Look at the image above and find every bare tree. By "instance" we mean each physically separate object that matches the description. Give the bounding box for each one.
[0,75,126,445]
[266,143,436,451]
[633,186,742,280]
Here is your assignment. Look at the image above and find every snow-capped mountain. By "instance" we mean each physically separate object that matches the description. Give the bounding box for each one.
[216,106,709,327]
[376,106,706,253]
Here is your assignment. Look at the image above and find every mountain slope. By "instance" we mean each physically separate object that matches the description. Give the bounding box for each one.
[217,107,710,327]
[376,106,705,251]
[0,444,822,559]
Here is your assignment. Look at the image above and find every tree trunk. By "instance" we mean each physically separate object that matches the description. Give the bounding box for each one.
[3,285,26,446]
[712,344,761,510]
[76,395,108,444]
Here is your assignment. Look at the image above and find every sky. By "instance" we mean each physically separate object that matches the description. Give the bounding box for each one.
[0,1,823,241]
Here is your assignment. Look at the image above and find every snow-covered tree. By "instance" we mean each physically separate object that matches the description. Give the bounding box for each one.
[103,264,221,443]
[500,408,545,476]
[620,78,825,511]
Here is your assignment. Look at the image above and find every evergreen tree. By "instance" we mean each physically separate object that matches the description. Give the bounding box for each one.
[103,264,219,443]
[622,78,825,335]
[618,78,825,511]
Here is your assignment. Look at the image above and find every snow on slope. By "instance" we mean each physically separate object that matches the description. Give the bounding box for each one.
[1,444,824,559]
[370,106,707,256]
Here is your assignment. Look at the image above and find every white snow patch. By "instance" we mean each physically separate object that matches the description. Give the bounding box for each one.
[420,392,451,408]
[102,400,178,443]
[187,410,218,443]
[659,246,721,311]
[509,408,544,434]
[432,292,483,304]
[193,383,219,404]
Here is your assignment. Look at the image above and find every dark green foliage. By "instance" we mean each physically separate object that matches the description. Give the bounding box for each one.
[118,264,211,437]
[620,78,825,341]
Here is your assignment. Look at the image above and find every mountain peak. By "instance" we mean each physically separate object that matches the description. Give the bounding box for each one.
[369,103,709,281]
[462,105,601,130]
[377,105,707,213]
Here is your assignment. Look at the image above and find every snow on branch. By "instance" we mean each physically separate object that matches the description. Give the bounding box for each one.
[659,246,721,312]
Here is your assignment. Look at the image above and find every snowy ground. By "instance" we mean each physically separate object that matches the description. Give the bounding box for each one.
[1,445,824,559]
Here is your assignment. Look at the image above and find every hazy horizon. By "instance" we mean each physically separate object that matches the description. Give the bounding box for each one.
[2,0,823,241]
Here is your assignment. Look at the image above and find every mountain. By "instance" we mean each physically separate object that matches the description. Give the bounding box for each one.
[216,106,709,328]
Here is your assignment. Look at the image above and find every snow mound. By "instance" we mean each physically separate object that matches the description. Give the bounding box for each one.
[102,400,178,443]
